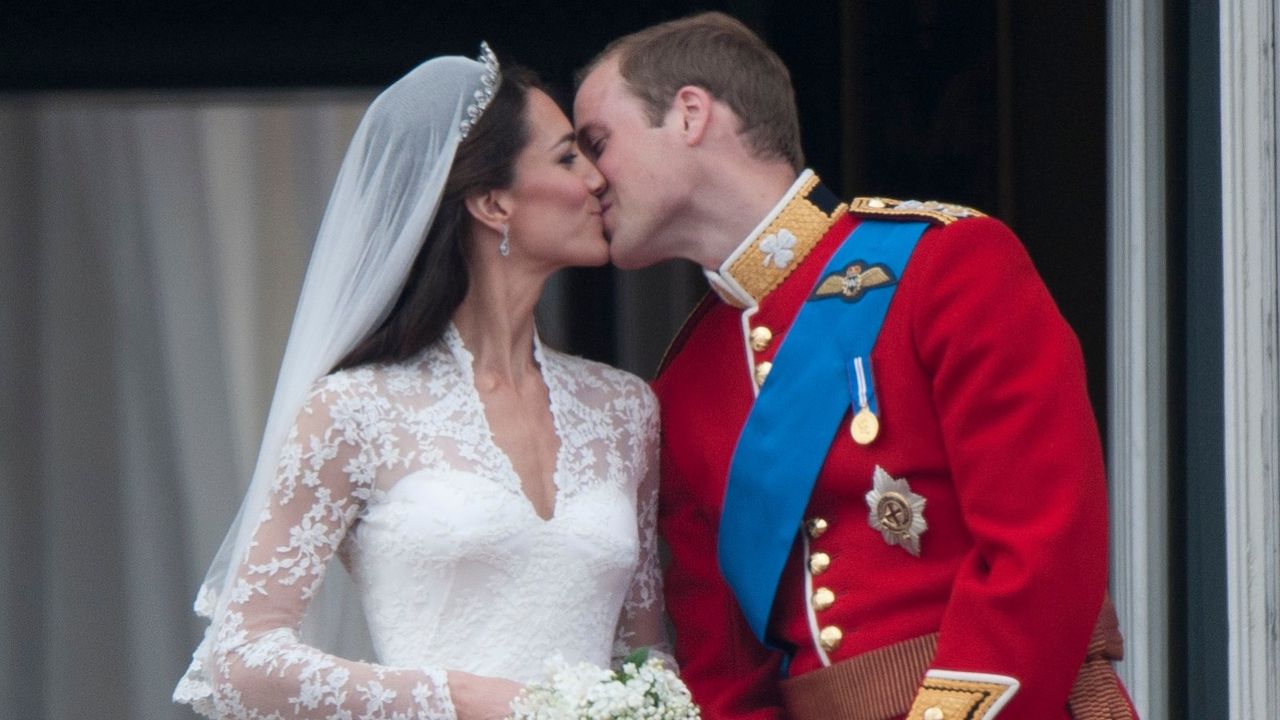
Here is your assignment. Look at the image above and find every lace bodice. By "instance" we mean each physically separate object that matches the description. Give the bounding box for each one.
[176,326,666,719]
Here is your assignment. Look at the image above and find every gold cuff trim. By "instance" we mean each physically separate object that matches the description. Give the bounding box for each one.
[906,672,1019,720]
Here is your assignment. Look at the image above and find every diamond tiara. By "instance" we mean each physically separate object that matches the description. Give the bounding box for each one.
[460,41,501,138]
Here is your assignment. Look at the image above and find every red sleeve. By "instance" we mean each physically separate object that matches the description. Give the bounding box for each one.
[906,217,1108,716]
[658,438,786,720]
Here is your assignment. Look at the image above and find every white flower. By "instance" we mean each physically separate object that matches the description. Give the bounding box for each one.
[758,229,797,269]
[510,653,700,720]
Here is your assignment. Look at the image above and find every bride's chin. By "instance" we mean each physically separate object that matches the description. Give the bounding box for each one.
[576,251,611,268]
[544,250,610,271]
[570,236,611,268]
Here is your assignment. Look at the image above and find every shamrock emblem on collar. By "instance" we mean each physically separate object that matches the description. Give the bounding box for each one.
[759,228,797,269]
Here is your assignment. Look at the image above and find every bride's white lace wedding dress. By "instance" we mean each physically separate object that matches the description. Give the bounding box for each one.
[175,325,665,719]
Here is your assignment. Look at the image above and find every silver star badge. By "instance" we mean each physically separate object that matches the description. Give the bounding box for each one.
[865,466,928,556]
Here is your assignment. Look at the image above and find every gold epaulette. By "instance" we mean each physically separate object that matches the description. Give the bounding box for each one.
[849,197,986,226]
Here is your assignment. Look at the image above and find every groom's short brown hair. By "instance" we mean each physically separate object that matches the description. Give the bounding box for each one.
[580,11,804,171]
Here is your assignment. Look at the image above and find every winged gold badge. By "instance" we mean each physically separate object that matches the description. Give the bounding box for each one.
[811,260,897,302]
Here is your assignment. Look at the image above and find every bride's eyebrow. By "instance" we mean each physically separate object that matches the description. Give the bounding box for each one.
[549,132,576,150]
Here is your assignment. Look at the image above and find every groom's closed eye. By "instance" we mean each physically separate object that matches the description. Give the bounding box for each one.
[577,129,605,161]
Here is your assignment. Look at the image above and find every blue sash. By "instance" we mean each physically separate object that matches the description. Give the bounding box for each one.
[717,219,929,646]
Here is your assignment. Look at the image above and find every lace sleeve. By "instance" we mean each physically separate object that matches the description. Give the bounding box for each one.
[205,379,456,720]
[611,384,674,668]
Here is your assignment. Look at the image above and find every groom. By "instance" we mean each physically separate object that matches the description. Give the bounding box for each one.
[575,12,1135,720]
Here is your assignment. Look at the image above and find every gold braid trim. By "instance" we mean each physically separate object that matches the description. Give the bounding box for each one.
[725,174,847,302]
[906,677,1016,720]
[849,196,986,226]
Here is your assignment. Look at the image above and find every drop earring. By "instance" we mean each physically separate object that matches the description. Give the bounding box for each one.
[499,223,511,257]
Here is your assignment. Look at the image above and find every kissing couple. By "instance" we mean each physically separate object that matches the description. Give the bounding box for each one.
[176,11,1135,720]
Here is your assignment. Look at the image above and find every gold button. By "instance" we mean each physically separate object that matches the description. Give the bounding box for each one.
[811,587,835,611]
[808,552,830,576]
[818,625,843,652]
[754,361,773,386]
[749,326,774,352]
[806,517,829,538]
[924,708,944,720]
[868,198,886,208]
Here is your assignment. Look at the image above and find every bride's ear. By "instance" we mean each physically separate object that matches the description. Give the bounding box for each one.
[463,190,511,235]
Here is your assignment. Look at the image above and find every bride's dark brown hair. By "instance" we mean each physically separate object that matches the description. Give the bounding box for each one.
[334,64,542,372]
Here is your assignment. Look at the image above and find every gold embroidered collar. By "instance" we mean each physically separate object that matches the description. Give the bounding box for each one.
[705,170,848,308]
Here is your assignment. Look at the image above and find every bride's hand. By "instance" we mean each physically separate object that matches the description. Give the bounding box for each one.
[447,670,523,720]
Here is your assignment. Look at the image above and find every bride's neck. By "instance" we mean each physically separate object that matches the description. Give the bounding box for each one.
[451,254,546,387]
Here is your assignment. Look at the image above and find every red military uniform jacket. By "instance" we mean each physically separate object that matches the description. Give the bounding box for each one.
[653,172,1133,720]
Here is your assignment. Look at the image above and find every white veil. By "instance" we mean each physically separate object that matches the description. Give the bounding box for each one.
[176,44,501,705]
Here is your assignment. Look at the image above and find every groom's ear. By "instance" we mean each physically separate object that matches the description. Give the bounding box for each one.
[672,85,713,147]
[464,190,511,234]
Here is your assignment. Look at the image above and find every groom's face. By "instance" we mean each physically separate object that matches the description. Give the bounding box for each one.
[574,58,684,269]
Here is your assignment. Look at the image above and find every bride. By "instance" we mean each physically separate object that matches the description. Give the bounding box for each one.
[174,45,668,720]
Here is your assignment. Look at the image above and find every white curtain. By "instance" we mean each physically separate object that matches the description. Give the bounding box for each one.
[0,90,702,719]
[0,91,369,719]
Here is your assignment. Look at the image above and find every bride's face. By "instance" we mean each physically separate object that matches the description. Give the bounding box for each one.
[504,89,609,269]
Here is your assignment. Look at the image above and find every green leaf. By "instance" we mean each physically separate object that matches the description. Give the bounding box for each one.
[623,647,651,667]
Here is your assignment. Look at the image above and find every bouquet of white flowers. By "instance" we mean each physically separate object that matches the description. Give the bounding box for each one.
[509,649,701,720]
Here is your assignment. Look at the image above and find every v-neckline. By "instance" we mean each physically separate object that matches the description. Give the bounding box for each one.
[446,323,565,522]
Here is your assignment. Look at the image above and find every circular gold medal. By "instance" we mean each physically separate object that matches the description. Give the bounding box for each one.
[850,406,879,445]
